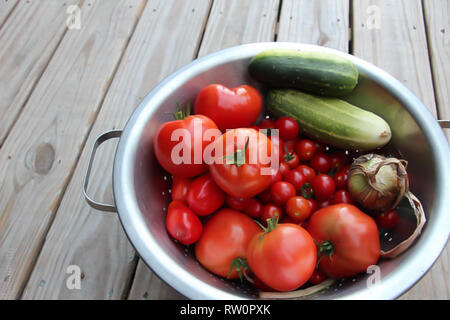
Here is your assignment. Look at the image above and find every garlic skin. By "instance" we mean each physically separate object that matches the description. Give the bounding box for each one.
[348,154,408,212]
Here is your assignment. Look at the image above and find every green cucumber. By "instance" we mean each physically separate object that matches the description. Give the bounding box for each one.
[248,49,358,96]
[266,89,392,151]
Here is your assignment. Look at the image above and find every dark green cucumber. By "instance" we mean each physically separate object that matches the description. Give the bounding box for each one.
[248,49,358,96]
[266,89,391,151]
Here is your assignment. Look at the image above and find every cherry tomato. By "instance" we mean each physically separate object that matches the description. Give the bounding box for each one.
[307,198,318,215]
[375,209,399,230]
[285,196,312,222]
[308,204,380,278]
[166,202,203,245]
[283,139,297,153]
[194,84,262,132]
[258,118,276,131]
[186,173,225,216]
[310,154,332,174]
[270,168,283,185]
[270,181,296,206]
[275,117,299,140]
[317,198,332,209]
[261,203,283,224]
[333,165,350,190]
[209,128,273,199]
[311,174,335,200]
[171,176,192,202]
[283,150,300,168]
[329,151,350,171]
[154,113,219,178]
[225,195,250,212]
[245,198,264,218]
[295,139,316,161]
[259,188,272,204]
[278,161,291,178]
[331,190,354,205]
[195,209,260,279]
[314,142,327,154]
[247,222,317,291]
[309,269,327,285]
[284,170,307,192]
[296,165,316,183]
[270,135,284,160]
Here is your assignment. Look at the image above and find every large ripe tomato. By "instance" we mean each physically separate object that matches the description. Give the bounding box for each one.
[166,201,203,245]
[208,128,273,199]
[307,204,381,278]
[247,221,317,291]
[195,209,260,279]
[186,173,225,216]
[154,112,220,178]
[194,84,263,132]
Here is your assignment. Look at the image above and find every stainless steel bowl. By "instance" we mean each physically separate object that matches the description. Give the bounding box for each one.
[84,43,450,299]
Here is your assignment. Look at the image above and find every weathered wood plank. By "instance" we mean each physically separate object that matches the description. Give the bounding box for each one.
[21,0,212,300]
[0,0,80,146]
[197,0,279,57]
[352,0,448,300]
[399,0,450,299]
[278,0,350,52]
[0,0,146,299]
[0,0,18,28]
[423,0,450,139]
[128,0,353,300]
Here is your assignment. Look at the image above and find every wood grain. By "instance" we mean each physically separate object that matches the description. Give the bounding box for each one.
[0,0,80,146]
[0,0,146,299]
[197,0,279,57]
[278,0,350,52]
[21,0,212,300]
[0,0,18,28]
[423,0,450,139]
[352,0,448,300]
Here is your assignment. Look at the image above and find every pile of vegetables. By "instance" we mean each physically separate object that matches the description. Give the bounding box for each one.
[152,49,425,298]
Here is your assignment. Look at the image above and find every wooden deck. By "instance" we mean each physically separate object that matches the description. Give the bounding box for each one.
[0,0,448,300]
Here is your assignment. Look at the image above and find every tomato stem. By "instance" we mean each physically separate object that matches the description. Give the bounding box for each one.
[283,146,295,162]
[315,240,335,268]
[301,183,313,199]
[223,137,250,167]
[228,257,250,282]
[171,102,191,120]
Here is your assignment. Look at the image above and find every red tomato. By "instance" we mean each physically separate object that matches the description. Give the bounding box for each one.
[270,135,284,160]
[275,117,299,140]
[308,204,381,278]
[310,153,332,173]
[269,168,283,185]
[283,150,300,168]
[307,198,318,214]
[259,188,272,204]
[314,142,327,154]
[261,203,283,224]
[270,181,296,206]
[283,139,297,153]
[317,198,332,209]
[245,198,263,218]
[282,216,308,229]
[278,161,291,178]
[311,174,335,200]
[194,84,262,132]
[333,165,350,190]
[154,114,219,178]
[309,269,327,285]
[284,170,307,192]
[209,128,273,199]
[186,173,225,216]
[225,195,250,212]
[247,222,317,291]
[195,209,260,279]
[329,151,350,171]
[166,202,203,245]
[285,196,312,221]
[258,118,276,130]
[331,190,354,205]
[171,176,192,202]
[295,139,316,161]
[375,209,399,230]
[296,164,316,183]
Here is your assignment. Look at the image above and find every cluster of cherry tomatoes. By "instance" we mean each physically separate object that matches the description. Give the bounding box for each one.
[155,84,398,293]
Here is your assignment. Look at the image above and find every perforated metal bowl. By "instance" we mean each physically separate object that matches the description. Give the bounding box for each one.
[84,43,450,299]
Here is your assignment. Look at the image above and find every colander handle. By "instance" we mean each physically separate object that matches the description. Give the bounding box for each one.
[83,130,122,212]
